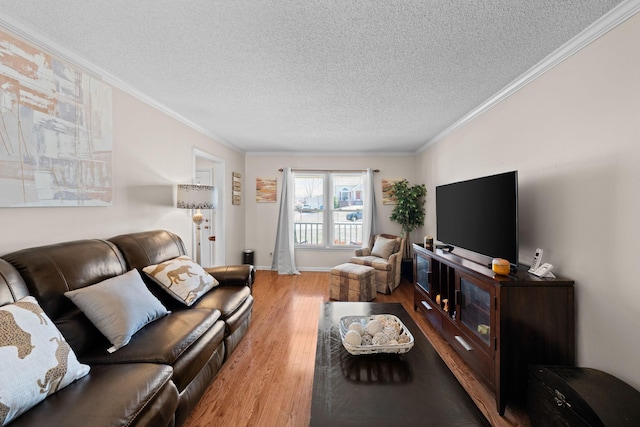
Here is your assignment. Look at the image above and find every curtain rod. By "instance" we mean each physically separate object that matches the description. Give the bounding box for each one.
[278,168,379,173]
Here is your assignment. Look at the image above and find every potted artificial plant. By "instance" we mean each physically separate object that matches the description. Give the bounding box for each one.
[389,179,427,280]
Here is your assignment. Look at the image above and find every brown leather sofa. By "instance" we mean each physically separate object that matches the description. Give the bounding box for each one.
[0,230,254,427]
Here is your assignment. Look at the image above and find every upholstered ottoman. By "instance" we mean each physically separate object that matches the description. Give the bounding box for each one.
[330,263,376,301]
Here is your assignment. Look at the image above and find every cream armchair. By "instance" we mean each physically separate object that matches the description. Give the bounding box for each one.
[350,233,405,294]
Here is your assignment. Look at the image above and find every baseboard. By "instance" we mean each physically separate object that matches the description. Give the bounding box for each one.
[253,265,331,272]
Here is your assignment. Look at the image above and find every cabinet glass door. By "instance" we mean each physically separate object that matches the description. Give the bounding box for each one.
[416,254,430,294]
[459,276,491,347]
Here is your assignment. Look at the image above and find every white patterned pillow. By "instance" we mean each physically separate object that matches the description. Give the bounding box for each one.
[143,256,219,306]
[0,296,90,426]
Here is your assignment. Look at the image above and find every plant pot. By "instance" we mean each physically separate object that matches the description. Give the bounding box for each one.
[401,258,413,282]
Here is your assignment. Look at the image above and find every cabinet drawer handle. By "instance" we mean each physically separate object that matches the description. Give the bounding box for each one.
[455,335,473,351]
[421,301,433,311]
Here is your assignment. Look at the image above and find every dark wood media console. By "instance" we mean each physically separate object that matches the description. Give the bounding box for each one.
[413,244,575,415]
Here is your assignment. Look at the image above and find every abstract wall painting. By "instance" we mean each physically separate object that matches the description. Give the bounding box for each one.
[382,179,399,205]
[0,28,113,207]
[256,177,277,203]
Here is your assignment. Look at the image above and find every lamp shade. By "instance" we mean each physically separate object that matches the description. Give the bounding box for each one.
[177,184,217,209]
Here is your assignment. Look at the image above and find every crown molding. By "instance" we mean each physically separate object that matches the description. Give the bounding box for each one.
[0,13,245,154]
[246,150,415,157]
[417,0,640,154]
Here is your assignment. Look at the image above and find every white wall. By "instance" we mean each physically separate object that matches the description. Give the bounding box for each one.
[418,13,640,390]
[0,87,246,264]
[244,154,417,270]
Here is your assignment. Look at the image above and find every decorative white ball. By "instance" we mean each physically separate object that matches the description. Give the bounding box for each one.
[344,318,357,327]
[372,332,390,346]
[398,333,411,344]
[344,330,362,346]
[366,319,383,336]
[383,325,399,340]
[348,322,365,336]
[389,319,402,333]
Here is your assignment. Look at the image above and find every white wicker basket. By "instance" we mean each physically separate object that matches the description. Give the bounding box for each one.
[339,314,414,355]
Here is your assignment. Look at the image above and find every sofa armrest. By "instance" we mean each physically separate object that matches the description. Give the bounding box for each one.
[388,251,403,268]
[205,264,255,290]
[354,247,371,257]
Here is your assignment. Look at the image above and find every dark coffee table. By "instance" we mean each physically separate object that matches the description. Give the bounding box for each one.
[310,302,489,426]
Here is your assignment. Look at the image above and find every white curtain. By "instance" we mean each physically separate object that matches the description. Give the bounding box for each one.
[271,167,300,275]
[362,168,379,247]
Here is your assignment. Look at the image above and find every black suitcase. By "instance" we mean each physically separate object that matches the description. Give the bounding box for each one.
[528,365,640,426]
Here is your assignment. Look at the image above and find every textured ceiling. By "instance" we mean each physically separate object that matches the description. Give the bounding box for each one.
[0,1,627,154]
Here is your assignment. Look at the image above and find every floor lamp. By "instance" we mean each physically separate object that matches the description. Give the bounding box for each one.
[177,184,217,265]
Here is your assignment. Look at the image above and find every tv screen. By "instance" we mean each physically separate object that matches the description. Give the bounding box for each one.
[436,171,518,265]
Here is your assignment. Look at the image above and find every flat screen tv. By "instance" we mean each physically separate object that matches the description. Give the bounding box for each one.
[436,171,518,266]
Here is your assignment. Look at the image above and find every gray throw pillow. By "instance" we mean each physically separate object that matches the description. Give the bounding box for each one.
[65,269,169,352]
[371,236,397,260]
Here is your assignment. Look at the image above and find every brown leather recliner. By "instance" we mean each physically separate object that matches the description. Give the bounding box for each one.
[0,230,254,427]
[0,257,178,427]
[109,230,255,361]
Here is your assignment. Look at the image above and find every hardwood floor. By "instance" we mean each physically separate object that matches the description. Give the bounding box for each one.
[183,271,530,427]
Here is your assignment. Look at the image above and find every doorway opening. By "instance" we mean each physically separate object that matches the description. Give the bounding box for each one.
[193,148,226,267]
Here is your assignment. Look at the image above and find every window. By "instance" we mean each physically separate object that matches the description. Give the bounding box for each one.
[293,171,366,248]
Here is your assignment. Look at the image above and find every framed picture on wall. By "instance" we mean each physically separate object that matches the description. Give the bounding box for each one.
[0,27,113,207]
[232,172,241,205]
[256,178,277,203]
[382,179,399,205]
